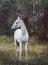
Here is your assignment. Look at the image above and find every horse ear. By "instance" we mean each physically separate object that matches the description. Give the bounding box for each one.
[18,16,20,20]
[18,16,21,21]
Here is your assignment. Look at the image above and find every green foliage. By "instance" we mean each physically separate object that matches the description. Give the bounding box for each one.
[0,0,48,36]
[18,0,33,17]
[45,0,48,4]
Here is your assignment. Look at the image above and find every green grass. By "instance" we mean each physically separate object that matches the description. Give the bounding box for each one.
[0,35,48,65]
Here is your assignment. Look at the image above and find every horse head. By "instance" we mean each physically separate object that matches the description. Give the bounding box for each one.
[11,17,21,30]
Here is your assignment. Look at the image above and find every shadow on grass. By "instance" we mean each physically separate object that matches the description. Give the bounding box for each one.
[0,50,48,65]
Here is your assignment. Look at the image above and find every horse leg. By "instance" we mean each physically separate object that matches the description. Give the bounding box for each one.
[19,43,22,59]
[25,42,28,60]
[14,40,18,57]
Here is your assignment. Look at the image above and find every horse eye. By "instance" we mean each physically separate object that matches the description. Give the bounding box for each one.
[16,22,18,24]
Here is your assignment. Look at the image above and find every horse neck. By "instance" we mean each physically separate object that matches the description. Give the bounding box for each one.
[21,20,28,35]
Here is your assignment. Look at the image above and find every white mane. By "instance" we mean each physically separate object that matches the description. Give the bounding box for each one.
[18,17,27,35]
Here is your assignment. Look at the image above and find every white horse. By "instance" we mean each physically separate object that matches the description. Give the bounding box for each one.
[11,16,29,59]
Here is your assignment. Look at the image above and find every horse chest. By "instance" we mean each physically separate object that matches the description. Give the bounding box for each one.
[14,29,28,42]
[14,29,22,39]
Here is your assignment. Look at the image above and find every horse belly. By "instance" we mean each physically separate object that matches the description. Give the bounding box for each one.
[22,33,29,42]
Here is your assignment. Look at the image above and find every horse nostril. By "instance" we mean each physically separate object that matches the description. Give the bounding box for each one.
[11,27,12,29]
[11,26,14,29]
[11,26,12,29]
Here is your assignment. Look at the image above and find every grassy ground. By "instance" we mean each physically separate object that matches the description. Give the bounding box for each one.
[0,35,48,65]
